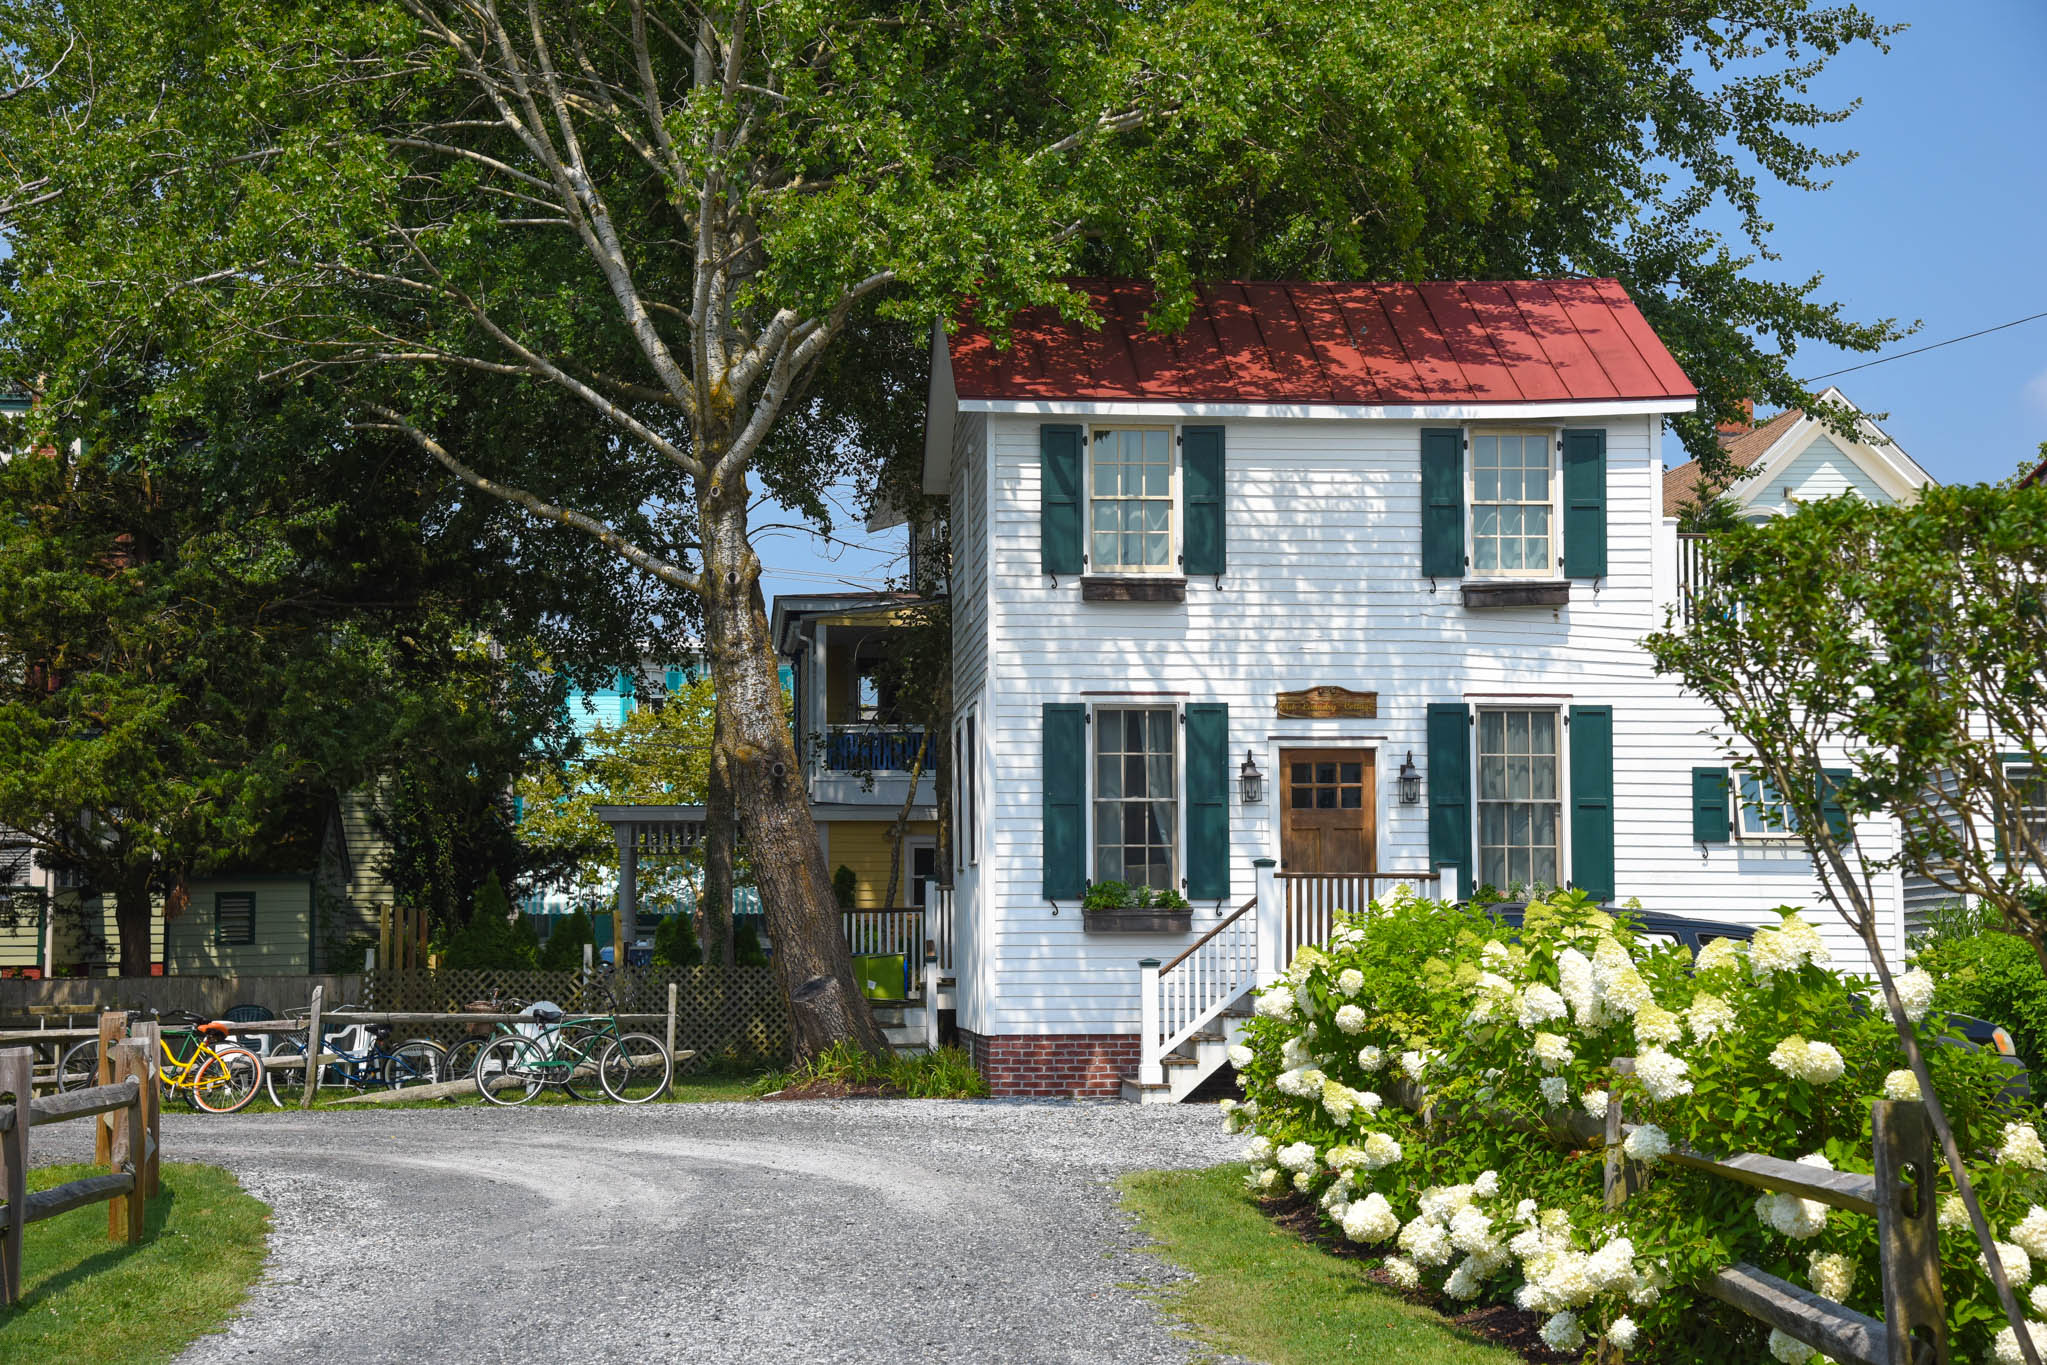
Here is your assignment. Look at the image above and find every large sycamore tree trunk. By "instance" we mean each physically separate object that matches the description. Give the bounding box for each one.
[700,483,887,1055]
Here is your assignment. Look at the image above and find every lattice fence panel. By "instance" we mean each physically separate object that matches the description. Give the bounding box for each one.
[359,966,789,1066]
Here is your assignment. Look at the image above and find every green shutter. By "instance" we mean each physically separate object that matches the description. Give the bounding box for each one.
[1427,703,1472,897]
[1041,425,1084,577]
[1570,706,1615,901]
[1691,766,1731,844]
[1421,429,1464,578]
[1562,428,1607,579]
[1819,768,1854,845]
[1182,425,1226,576]
[1185,703,1230,899]
[1043,703,1087,898]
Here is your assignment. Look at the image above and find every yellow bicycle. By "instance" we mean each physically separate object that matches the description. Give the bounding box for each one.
[56,1011,265,1113]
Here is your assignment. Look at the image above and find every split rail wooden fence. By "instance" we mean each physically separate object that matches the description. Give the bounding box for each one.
[0,1026,161,1305]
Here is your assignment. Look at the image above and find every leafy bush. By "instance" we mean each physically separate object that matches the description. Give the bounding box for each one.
[651,912,699,969]
[1914,923,2047,1074]
[1082,880,1190,911]
[731,915,768,967]
[536,906,594,971]
[832,865,858,909]
[437,874,540,969]
[1227,888,2037,1364]
[753,1040,988,1099]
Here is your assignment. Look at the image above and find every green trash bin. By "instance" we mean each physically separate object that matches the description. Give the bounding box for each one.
[851,952,907,1001]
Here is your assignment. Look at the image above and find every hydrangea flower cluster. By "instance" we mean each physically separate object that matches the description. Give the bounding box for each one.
[1225,891,2029,1364]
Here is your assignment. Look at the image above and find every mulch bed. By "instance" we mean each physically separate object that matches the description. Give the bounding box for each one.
[758,1079,904,1101]
[1257,1192,1575,1363]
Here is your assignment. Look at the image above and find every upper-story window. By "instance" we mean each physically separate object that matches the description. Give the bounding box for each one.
[1090,427,1175,573]
[2006,762,2046,856]
[1094,706,1177,889]
[1738,772,1800,840]
[1470,432,1556,578]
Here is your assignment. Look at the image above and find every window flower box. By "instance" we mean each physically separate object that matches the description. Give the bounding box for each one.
[1080,882,1192,934]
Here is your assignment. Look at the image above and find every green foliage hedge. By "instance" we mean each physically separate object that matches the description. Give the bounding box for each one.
[1915,926,2047,1075]
[1227,890,2040,1364]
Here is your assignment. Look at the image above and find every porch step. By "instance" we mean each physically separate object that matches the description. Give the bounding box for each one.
[1119,1021,1248,1105]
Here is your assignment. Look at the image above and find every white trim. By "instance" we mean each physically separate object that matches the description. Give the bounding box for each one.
[1085,423,1181,575]
[1465,427,1563,581]
[958,396,1697,421]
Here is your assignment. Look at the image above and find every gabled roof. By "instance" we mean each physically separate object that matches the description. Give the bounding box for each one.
[1661,387,1935,517]
[944,279,1697,406]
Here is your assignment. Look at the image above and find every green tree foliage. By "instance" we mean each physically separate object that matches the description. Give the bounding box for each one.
[437,872,540,970]
[1647,482,2047,1355]
[0,0,1905,1048]
[651,912,698,971]
[516,671,716,902]
[536,906,594,972]
[732,916,768,969]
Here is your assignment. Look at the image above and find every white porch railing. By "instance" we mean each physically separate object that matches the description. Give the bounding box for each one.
[1136,862,1445,1086]
[1677,532,1711,625]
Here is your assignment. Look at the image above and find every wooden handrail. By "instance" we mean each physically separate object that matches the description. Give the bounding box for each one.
[1160,896,1259,974]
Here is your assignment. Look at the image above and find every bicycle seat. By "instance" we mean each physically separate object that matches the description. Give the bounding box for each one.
[529,1006,564,1025]
[196,1021,231,1039]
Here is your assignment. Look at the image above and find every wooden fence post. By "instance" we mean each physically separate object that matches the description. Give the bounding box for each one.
[379,906,392,976]
[666,982,678,1067]
[134,1022,161,1200]
[1603,1057,1639,1210]
[107,1040,146,1245]
[94,1010,126,1166]
[0,1047,30,1306]
[1874,1099,1949,1365]
[300,984,325,1111]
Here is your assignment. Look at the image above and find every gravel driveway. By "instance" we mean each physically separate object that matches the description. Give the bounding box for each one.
[38,1099,1242,1364]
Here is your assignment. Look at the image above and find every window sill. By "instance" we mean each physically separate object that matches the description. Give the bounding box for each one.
[1081,576,1187,603]
[1461,580,1570,608]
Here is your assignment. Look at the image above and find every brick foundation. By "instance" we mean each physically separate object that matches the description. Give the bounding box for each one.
[960,1029,1141,1099]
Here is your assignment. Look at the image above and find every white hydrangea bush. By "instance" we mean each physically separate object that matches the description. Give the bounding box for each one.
[1226,888,2039,1363]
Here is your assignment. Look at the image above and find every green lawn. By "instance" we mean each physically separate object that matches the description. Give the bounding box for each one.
[1122,1165,1522,1365]
[0,1162,268,1365]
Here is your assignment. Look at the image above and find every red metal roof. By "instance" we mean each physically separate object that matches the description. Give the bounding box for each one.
[946,279,1696,406]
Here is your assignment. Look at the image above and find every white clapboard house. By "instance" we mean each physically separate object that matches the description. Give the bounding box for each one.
[917,279,1918,1101]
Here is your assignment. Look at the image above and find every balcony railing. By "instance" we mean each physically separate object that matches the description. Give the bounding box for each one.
[1677,532,1711,625]
[821,725,929,775]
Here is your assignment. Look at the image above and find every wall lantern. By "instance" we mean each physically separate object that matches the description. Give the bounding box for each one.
[1399,751,1422,805]
[1239,751,1264,806]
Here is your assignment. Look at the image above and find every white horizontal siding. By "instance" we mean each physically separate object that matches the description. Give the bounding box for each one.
[1749,433,1893,515]
[955,411,1898,1037]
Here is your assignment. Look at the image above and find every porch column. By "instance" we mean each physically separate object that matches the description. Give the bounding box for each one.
[808,623,828,775]
[615,823,638,963]
[1137,958,1163,1085]
[1254,857,1282,988]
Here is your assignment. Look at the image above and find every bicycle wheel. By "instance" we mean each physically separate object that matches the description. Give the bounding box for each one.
[599,1033,673,1104]
[473,1035,545,1107]
[442,1037,485,1082]
[382,1040,444,1091]
[553,1025,607,1102]
[56,1039,99,1091]
[190,1046,262,1114]
[263,1038,339,1106]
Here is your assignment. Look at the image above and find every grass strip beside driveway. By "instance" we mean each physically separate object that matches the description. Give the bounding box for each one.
[1122,1164,1520,1365]
[1,1161,268,1365]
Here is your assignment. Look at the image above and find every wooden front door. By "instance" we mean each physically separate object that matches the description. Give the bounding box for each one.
[1280,749,1377,874]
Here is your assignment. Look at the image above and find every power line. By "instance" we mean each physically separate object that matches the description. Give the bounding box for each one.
[1801,308,2047,383]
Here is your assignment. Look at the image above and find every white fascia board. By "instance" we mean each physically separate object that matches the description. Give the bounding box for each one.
[955,396,1697,421]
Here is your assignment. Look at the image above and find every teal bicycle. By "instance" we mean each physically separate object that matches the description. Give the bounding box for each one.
[468,971,671,1106]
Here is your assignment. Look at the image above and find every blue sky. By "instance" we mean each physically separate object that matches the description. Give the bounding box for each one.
[756,3,2047,605]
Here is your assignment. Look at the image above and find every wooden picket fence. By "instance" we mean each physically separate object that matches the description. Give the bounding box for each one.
[360,966,788,1064]
[0,1028,162,1305]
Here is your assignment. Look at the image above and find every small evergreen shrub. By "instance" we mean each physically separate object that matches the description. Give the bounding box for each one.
[437,873,540,969]
[832,865,858,909]
[536,906,595,971]
[732,915,768,967]
[651,911,699,969]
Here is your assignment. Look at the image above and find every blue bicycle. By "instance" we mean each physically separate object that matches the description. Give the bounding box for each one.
[263,1006,444,1105]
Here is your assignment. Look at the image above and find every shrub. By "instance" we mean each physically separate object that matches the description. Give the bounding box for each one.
[753,1039,989,1099]
[536,906,594,971]
[1227,888,2035,1364]
[437,874,539,969]
[731,915,768,967]
[1914,925,2047,1073]
[651,911,699,969]
[832,865,858,909]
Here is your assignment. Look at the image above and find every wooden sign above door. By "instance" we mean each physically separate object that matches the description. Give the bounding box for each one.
[1275,686,1379,719]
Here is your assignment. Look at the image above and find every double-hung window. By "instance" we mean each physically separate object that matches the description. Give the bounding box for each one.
[2006,762,2047,857]
[1090,428,1175,572]
[1737,772,1800,839]
[1477,709,1560,889]
[1093,707,1177,889]
[1470,432,1556,577]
